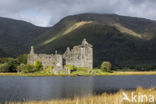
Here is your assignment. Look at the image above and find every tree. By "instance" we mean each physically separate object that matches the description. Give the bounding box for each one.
[34,60,43,71]
[17,54,28,64]
[101,61,112,72]
[7,58,19,72]
[0,63,10,72]
[17,64,34,73]
[0,58,8,63]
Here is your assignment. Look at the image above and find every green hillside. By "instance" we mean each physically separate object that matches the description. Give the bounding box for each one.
[0,17,50,56]
[1,13,156,68]
[33,13,156,67]
[0,49,8,57]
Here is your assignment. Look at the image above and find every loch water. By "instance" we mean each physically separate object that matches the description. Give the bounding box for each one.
[0,75,156,102]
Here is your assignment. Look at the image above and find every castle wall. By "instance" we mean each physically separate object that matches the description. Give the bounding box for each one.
[63,39,93,69]
[27,53,63,69]
[27,39,93,70]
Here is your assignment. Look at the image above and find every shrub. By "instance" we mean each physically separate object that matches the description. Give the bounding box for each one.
[101,61,112,72]
[44,66,54,73]
[33,60,43,71]
[0,63,10,72]
[0,58,19,72]
[17,64,34,73]
[7,58,19,72]
[17,54,28,64]
[0,58,8,63]
[64,65,77,71]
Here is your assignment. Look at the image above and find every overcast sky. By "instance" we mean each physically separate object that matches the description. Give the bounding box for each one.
[0,0,156,27]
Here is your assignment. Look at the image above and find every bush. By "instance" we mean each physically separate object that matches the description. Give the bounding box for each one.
[33,60,43,71]
[17,64,34,73]
[17,54,28,64]
[0,58,20,72]
[44,66,54,73]
[7,58,19,72]
[0,63,10,72]
[64,65,77,71]
[0,58,8,63]
[101,61,112,72]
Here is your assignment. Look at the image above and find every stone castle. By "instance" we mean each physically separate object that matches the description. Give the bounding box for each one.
[27,39,93,70]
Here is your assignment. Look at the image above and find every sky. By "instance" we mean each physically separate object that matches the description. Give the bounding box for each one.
[0,0,156,27]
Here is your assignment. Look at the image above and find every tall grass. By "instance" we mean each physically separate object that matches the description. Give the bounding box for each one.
[6,87,156,104]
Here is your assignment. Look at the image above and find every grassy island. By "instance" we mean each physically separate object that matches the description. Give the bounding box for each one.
[1,56,156,76]
[1,71,156,76]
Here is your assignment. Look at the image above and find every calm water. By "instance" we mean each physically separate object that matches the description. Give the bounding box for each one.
[0,76,156,102]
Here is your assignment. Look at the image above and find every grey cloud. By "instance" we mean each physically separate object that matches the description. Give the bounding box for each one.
[0,0,155,26]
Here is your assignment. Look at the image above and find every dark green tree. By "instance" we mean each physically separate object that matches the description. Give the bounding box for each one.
[101,61,112,72]
[17,54,28,64]
[7,58,19,72]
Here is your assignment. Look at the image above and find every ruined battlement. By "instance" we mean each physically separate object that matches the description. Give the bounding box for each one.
[27,39,93,70]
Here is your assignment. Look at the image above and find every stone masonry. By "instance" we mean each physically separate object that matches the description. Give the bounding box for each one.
[27,39,93,70]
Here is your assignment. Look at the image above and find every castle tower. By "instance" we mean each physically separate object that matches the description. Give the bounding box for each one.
[81,38,92,47]
[66,47,70,52]
[63,38,93,69]
[80,38,93,69]
[30,46,34,54]
[27,46,35,65]
[81,38,88,46]
[64,47,70,55]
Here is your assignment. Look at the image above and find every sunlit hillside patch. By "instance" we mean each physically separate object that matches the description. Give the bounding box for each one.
[42,21,93,45]
[113,24,143,39]
[113,23,154,40]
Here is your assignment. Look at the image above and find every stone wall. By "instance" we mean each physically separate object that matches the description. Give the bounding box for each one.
[27,47,63,69]
[63,39,93,69]
[27,39,93,70]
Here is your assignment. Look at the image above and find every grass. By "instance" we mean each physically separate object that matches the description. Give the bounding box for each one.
[1,71,156,76]
[113,71,156,75]
[6,87,156,104]
[1,65,156,76]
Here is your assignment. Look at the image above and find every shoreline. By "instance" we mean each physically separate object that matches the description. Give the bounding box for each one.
[1,71,156,76]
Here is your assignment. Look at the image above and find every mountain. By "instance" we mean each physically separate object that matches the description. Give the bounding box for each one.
[34,13,156,67]
[1,13,156,68]
[0,17,50,56]
[0,49,8,57]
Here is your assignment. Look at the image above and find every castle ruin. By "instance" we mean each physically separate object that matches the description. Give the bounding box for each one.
[27,39,93,70]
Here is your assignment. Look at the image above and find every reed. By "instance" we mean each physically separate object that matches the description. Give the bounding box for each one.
[6,87,156,104]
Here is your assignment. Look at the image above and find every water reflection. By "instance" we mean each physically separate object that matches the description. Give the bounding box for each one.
[0,76,156,102]
[0,76,93,101]
[26,77,93,100]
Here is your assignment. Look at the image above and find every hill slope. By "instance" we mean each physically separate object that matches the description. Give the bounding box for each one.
[34,13,156,67]
[0,49,8,57]
[0,17,50,56]
[1,14,156,68]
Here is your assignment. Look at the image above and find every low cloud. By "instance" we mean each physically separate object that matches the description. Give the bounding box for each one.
[0,0,155,26]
